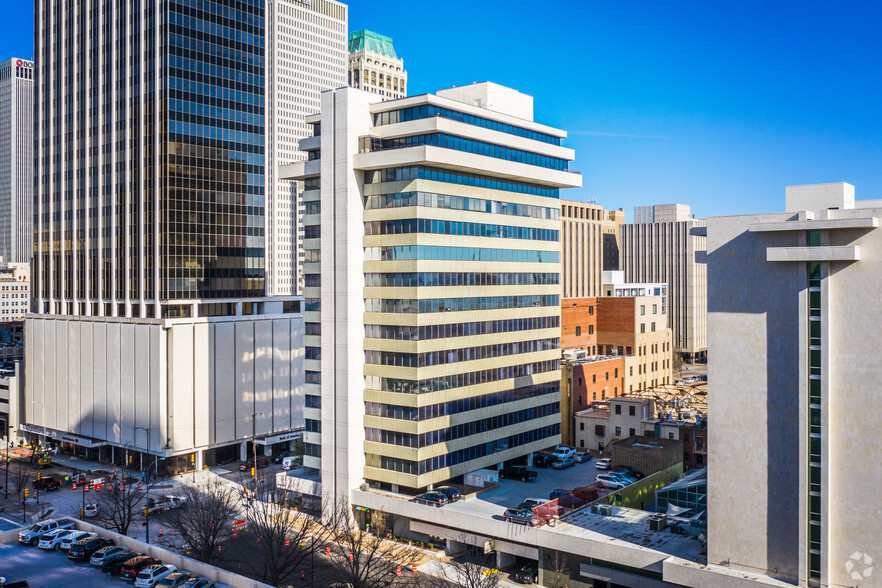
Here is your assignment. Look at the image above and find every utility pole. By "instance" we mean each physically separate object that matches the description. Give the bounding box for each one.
[251,412,263,493]
[4,425,10,501]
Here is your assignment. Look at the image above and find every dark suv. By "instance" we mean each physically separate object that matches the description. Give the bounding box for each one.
[68,536,113,561]
[100,550,140,574]
[498,465,537,481]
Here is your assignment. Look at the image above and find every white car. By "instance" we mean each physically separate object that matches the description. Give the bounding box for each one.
[84,503,99,518]
[18,518,76,546]
[135,564,178,587]
[595,458,613,470]
[595,474,626,490]
[60,530,97,551]
[38,528,74,550]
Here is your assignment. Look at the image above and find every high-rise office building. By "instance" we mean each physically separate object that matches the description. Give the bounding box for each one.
[621,203,707,361]
[708,183,882,587]
[26,0,304,472]
[265,0,347,296]
[283,81,580,505]
[560,199,623,298]
[0,58,33,265]
[348,30,407,100]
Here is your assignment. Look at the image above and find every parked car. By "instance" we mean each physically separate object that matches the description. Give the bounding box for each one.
[238,457,270,471]
[498,465,537,481]
[612,465,644,479]
[434,486,462,503]
[503,507,535,526]
[574,451,591,463]
[135,564,178,587]
[549,488,571,500]
[412,491,448,507]
[182,579,216,588]
[100,551,140,574]
[281,456,300,471]
[519,498,546,510]
[552,456,576,469]
[68,536,113,561]
[513,561,539,584]
[607,471,637,484]
[60,531,97,551]
[32,476,61,491]
[84,503,100,518]
[548,490,581,509]
[270,452,289,464]
[532,454,554,468]
[18,518,76,546]
[157,572,192,587]
[595,474,627,490]
[37,528,73,550]
[551,446,576,461]
[91,545,129,566]
[595,458,613,470]
[121,556,162,581]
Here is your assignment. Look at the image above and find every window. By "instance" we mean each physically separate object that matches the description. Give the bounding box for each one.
[651,322,656,332]
[615,426,622,436]
[589,306,594,316]
[614,368,618,378]
[592,375,596,384]
[641,324,646,334]
[696,454,704,465]
[578,396,582,407]
[669,433,675,440]
[640,305,645,316]
[595,425,605,436]
[629,406,635,416]
[580,439,585,448]
[615,404,621,415]
[629,428,635,436]
[576,326,581,336]
[697,436,704,450]
[653,304,657,314]
[605,372,609,381]
[578,378,582,386]
[580,422,584,431]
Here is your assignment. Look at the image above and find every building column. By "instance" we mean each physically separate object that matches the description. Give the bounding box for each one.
[496,551,517,569]
[195,450,204,471]
[240,441,248,461]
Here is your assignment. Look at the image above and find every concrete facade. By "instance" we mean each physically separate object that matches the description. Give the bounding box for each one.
[621,204,707,360]
[708,182,882,587]
[265,0,347,295]
[23,308,304,468]
[283,82,580,506]
[561,200,624,298]
[0,58,33,265]
[574,396,656,452]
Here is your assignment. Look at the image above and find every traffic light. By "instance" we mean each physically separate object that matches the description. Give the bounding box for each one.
[24,488,29,498]
[250,467,255,477]
[37,472,41,480]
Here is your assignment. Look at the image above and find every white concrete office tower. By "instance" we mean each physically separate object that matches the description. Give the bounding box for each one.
[27,0,304,473]
[560,199,624,298]
[0,262,29,321]
[621,203,707,361]
[707,182,882,588]
[265,0,347,296]
[283,82,580,506]
[348,30,407,100]
[0,58,33,265]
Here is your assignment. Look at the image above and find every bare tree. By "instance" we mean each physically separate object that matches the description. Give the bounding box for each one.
[156,478,239,564]
[9,460,31,501]
[425,535,500,588]
[238,478,321,585]
[92,479,152,535]
[325,497,422,588]
[545,550,571,588]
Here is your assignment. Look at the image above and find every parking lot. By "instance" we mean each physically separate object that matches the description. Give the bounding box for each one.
[0,542,128,587]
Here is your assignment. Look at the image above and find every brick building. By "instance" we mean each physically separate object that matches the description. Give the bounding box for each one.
[561,297,597,351]
[561,352,624,446]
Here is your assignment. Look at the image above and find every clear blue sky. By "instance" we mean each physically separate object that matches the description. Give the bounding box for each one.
[5,1,882,220]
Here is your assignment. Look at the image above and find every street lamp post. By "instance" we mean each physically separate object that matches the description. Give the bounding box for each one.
[4,425,11,501]
[250,412,263,493]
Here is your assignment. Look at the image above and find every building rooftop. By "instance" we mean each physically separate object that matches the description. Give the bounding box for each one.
[576,406,611,420]
[562,350,622,364]
[561,505,705,561]
[349,30,398,58]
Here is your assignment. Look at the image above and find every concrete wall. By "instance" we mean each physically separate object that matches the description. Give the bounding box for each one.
[24,313,304,455]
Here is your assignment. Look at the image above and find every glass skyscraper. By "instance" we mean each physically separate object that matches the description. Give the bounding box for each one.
[35,0,266,318]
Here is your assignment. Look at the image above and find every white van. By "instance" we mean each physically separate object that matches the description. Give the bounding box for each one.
[282,456,298,470]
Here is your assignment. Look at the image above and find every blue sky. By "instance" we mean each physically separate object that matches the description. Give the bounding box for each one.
[5,1,881,219]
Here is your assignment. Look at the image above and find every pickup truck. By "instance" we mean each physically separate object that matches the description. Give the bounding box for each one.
[33,476,61,491]
[18,518,76,546]
[550,446,576,461]
[146,495,187,515]
[497,465,537,482]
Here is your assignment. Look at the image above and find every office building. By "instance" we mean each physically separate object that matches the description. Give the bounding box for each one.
[348,29,407,99]
[283,81,580,504]
[621,203,707,361]
[560,199,623,298]
[265,0,347,296]
[27,0,304,473]
[0,262,28,321]
[561,351,624,447]
[708,182,882,587]
[0,58,33,265]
